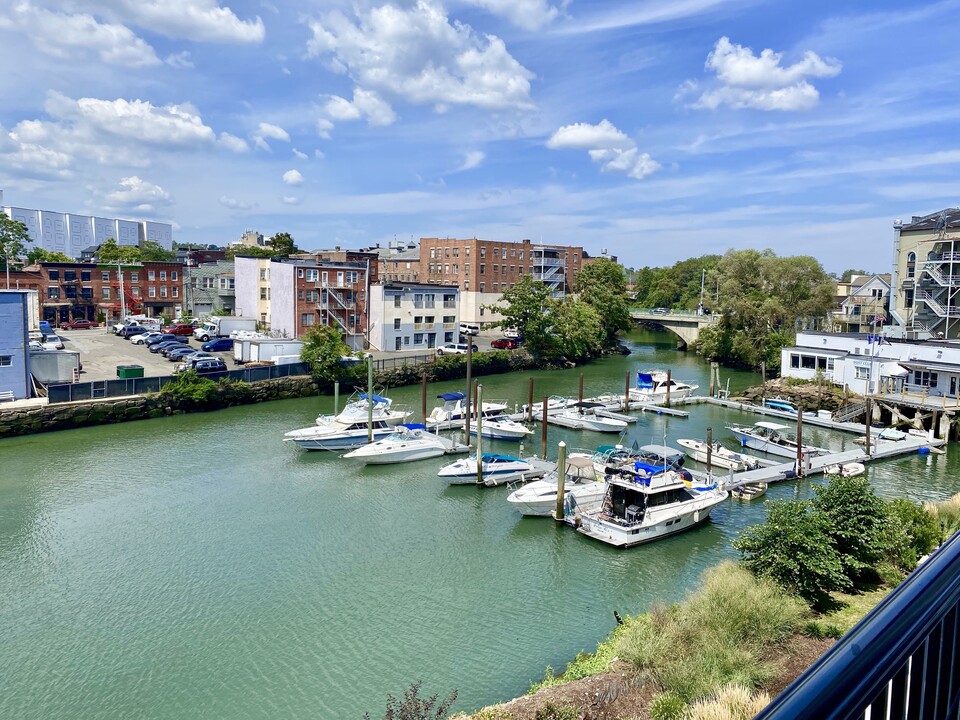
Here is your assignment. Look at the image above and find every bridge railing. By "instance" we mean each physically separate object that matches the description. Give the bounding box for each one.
[756,529,960,720]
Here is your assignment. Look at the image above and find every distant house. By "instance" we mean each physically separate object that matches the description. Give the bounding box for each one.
[831,274,891,334]
[0,290,32,400]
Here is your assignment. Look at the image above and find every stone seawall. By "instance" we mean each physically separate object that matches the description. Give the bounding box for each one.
[0,376,321,439]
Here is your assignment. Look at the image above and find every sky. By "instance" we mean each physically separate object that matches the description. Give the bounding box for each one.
[1,0,959,274]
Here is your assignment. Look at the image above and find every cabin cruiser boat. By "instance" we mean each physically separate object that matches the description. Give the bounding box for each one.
[676,438,760,471]
[438,453,554,486]
[470,411,534,441]
[342,424,470,464]
[629,370,699,405]
[284,418,397,451]
[318,392,411,426]
[535,402,628,433]
[426,392,509,431]
[577,469,728,548]
[506,455,607,517]
[726,421,829,459]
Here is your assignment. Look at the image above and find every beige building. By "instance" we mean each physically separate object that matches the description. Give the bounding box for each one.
[891,209,960,339]
[830,274,890,334]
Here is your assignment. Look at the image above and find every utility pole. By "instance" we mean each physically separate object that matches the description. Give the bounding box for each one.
[698,268,706,315]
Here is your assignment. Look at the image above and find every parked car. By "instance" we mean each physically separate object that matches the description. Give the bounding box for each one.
[62,319,97,330]
[164,324,196,336]
[175,357,228,375]
[145,333,178,346]
[491,338,520,350]
[201,337,234,352]
[181,352,216,364]
[152,340,187,354]
[503,327,521,339]
[118,325,147,339]
[43,335,66,349]
[167,346,199,361]
[28,340,47,351]
[130,331,163,345]
[437,342,478,356]
[459,322,481,336]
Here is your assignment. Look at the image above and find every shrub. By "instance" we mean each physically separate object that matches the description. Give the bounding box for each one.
[686,684,771,720]
[363,681,457,720]
[883,499,940,572]
[734,499,850,610]
[812,475,887,580]
[615,562,805,702]
[159,370,220,405]
[533,703,579,720]
[925,493,960,542]
[649,692,688,720]
[801,620,844,640]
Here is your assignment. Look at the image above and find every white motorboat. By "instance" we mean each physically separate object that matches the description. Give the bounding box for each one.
[342,424,470,464]
[284,418,397,451]
[536,402,627,433]
[438,453,554,487]
[470,412,534,441]
[426,391,510,431]
[824,462,866,478]
[318,392,411,426]
[676,438,760,471]
[727,421,829,459]
[578,470,728,548]
[506,454,607,517]
[731,482,767,501]
[629,370,699,405]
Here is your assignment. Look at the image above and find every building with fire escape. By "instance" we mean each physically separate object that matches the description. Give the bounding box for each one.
[890,208,960,339]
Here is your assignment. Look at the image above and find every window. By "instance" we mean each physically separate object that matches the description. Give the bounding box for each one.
[202,278,214,289]
[914,370,938,387]
[102,288,110,299]
[160,271,167,281]
[465,263,470,276]
[493,264,499,274]
[480,247,486,258]
[81,287,93,299]
[414,315,423,324]
[801,355,815,369]
[465,247,470,257]
[444,248,450,258]
[346,271,358,284]
[64,270,76,281]
[453,248,459,257]
[172,287,179,298]
[148,270,156,281]
[430,248,436,259]
[494,248,500,258]
[855,366,871,380]
[414,333,423,344]
[510,248,515,257]
[453,264,459,274]
[519,250,523,260]
[394,295,401,308]
[493,283,499,292]
[64,285,76,299]
[260,288,269,300]
[148,286,156,298]
[905,289,914,308]
[443,315,455,324]
[160,286,168,298]
[480,264,485,275]
[101,272,110,281]
[297,268,304,278]
[48,269,60,280]
[301,313,316,327]
[219,278,235,289]
[81,271,91,282]
[47,287,59,299]
[298,289,304,300]
[0,356,11,367]
[306,269,319,282]
[262,268,269,280]
[425,316,435,325]
[479,283,485,292]
[131,272,139,282]
[306,289,319,302]
[132,287,140,298]
[171,271,178,281]
[907,252,916,279]
[394,318,401,330]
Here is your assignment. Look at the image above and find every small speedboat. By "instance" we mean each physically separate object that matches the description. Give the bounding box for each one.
[629,369,699,405]
[426,391,509,431]
[470,411,534,441]
[824,462,866,478]
[727,421,829,459]
[438,453,554,486]
[318,392,411,426]
[536,402,627,433]
[506,455,606,517]
[342,424,470,464]
[284,418,397,451]
[731,482,767,501]
[676,438,760,471]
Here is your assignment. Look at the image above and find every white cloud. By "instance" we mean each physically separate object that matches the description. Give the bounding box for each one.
[94,0,265,43]
[457,0,563,30]
[292,148,308,160]
[314,149,326,160]
[690,37,842,112]
[323,88,397,127]
[282,169,304,185]
[282,195,301,205]
[252,122,290,150]
[218,132,250,153]
[455,150,485,172]
[165,51,194,68]
[5,3,160,68]
[219,195,254,210]
[103,176,172,214]
[306,1,535,113]
[316,118,334,139]
[547,119,660,180]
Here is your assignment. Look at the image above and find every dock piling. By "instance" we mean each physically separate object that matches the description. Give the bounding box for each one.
[555,441,567,522]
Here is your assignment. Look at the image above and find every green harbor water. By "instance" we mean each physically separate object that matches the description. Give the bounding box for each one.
[1,328,958,719]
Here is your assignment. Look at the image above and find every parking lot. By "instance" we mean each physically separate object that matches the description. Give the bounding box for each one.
[55,327,503,382]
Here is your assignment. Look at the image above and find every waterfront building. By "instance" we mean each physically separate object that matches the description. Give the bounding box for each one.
[1,190,173,261]
[367,240,420,284]
[418,237,599,327]
[890,208,960,339]
[368,282,460,352]
[0,290,31,400]
[183,261,235,318]
[234,256,272,327]
[830,274,891,334]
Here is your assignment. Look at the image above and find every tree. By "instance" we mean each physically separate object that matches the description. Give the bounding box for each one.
[840,269,870,282]
[26,248,72,265]
[139,240,176,261]
[575,258,632,347]
[882,499,940,573]
[488,276,555,359]
[96,238,141,264]
[811,475,887,580]
[226,244,276,259]
[549,298,604,360]
[300,324,360,384]
[269,232,298,256]
[734,499,850,610]
[363,681,457,720]
[0,214,30,287]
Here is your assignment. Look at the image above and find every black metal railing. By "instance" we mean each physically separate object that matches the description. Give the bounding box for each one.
[756,530,960,720]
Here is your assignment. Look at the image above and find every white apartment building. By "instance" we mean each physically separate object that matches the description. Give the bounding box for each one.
[368,283,460,352]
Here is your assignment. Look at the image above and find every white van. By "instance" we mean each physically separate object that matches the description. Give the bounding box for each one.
[459,322,480,336]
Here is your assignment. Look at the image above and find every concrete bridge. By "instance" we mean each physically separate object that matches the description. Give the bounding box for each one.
[630,309,719,348]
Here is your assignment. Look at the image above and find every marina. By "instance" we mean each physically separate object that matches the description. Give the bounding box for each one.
[0,327,956,719]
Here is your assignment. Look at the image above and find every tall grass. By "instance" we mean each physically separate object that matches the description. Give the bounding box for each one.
[926,492,960,539]
[615,561,806,702]
[687,684,771,720]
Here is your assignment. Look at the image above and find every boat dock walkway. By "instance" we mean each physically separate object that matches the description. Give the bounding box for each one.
[675,396,884,436]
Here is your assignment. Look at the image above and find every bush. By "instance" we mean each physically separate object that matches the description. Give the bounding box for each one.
[686,684,771,720]
[883,499,940,572]
[159,370,220,404]
[649,692,687,720]
[734,499,850,610]
[363,681,457,720]
[533,703,579,720]
[615,562,805,702]
[812,475,887,580]
[925,493,960,542]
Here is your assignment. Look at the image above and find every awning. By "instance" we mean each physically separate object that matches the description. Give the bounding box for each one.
[898,360,960,374]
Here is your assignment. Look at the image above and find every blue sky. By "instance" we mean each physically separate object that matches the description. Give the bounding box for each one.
[1,0,958,273]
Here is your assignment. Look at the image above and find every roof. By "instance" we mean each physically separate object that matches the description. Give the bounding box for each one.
[902,208,960,233]
[898,360,960,374]
[755,421,789,430]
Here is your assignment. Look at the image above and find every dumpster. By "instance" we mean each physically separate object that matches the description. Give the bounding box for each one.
[117,364,144,379]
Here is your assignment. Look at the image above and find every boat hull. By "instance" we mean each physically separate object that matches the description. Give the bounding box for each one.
[507,483,607,517]
[346,445,447,464]
[286,426,396,451]
[676,439,758,471]
[470,420,533,440]
[578,491,727,548]
[730,431,804,459]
